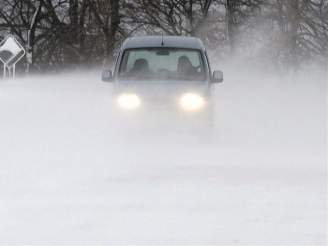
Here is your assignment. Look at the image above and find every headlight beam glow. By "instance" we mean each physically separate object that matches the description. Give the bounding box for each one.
[180,93,206,112]
[117,93,141,110]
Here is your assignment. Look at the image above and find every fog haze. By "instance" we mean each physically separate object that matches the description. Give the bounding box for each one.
[0,67,326,244]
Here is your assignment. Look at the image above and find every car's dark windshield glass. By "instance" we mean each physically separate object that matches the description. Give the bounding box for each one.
[118,48,206,81]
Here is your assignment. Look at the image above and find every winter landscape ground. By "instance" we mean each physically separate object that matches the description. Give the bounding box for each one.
[0,67,326,244]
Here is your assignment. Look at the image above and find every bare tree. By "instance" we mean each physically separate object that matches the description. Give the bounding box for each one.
[124,0,216,36]
[0,0,326,72]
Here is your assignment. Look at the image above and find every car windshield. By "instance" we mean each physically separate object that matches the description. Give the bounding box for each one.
[118,48,206,81]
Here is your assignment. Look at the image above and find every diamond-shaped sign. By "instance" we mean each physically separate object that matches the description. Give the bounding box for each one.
[0,35,25,68]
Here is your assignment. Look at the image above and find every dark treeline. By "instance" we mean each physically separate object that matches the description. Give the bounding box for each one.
[0,0,327,72]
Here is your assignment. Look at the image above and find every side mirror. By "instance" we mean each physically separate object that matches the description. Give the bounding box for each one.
[102,69,113,82]
[212,70,223,83]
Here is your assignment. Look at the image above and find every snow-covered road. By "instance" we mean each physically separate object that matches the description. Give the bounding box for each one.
[0,69,326,244]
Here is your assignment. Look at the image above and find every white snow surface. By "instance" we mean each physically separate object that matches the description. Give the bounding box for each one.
[0,68,326,245]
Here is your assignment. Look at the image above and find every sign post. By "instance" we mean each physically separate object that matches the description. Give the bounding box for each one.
[0,35,26,78]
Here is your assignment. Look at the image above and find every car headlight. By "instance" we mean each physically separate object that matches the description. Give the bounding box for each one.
[117,93,141,110]
[180,93,206,112]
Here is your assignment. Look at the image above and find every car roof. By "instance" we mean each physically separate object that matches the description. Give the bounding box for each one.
[121,36,205,51]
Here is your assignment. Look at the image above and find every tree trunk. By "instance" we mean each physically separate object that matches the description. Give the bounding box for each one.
[288,0,299,70]
[67,0,79,65]
[106,0,120,60]
[226,0,237,54]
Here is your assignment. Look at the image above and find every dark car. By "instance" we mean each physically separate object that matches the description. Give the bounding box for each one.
[102,36,223,130]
